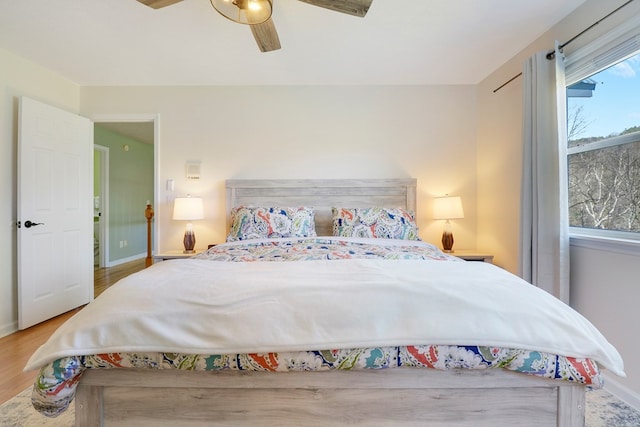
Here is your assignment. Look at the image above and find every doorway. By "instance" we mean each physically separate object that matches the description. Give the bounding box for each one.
[93,119,156,268]
[94,144,109,268]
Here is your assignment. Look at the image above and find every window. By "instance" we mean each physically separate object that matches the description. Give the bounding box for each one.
[563,14,640,239]
[566,52,640,235]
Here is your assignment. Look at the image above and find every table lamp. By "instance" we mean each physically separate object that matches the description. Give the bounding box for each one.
[433,195,464,253]
[172,196,204,253]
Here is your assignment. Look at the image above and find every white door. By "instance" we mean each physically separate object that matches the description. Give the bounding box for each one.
[18,97,94,329]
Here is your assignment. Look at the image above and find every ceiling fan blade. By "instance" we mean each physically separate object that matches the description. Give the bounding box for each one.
[296,0,372,17]
[250,18,281,53]
[136,0,183,9]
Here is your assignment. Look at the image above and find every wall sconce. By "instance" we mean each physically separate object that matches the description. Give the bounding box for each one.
[433,195,464,253]
[172,195,204,253]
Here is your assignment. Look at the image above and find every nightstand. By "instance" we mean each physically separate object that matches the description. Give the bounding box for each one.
[451,251,494,263]
[153,250,203,263]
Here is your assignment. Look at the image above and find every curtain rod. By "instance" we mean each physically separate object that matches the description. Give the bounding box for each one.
[546,0,634,60]
[493,0,635,93]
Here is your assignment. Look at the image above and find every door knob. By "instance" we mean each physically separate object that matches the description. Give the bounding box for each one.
[24,220,44,228]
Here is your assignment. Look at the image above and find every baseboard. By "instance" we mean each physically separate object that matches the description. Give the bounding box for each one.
[603,371,640,412]
[0,321,18,339]
[105,253,146,267]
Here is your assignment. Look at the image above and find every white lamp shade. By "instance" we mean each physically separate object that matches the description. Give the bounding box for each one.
[173,197,204,221]
[433,196,464,220]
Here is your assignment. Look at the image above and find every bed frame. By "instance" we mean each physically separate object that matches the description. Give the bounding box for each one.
[73,178,586,426]
[76,366,584,426]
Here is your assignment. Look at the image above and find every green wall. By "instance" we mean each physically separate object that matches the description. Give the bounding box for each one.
[94,126,154,263]
[94,150,101,197]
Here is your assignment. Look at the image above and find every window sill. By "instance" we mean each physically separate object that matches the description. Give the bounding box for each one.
[569,233,640,257]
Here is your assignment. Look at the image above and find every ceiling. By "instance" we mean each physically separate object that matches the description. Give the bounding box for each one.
[0,0,588,86]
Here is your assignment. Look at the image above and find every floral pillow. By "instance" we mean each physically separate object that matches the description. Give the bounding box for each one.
[332,207,421,240]
[226,206,317,242]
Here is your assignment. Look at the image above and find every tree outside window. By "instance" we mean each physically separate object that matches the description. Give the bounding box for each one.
[567,52,640,233]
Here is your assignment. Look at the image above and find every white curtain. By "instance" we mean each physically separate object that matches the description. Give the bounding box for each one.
[519,42,570,303]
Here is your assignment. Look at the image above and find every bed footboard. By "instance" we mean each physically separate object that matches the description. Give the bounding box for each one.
[74,368,585,426]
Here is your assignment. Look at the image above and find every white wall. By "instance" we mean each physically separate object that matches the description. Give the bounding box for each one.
[80,85,479,254]
[571,243,640,403]
[0,48,80,336]
[476,0,640,402]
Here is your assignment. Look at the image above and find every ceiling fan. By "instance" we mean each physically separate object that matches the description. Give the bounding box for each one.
[136,0,372,53]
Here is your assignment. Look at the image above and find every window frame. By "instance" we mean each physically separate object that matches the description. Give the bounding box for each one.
[567,131,640,156]
[570,231,640,257]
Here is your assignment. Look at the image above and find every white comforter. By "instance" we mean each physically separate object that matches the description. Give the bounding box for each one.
[25,240,625,376]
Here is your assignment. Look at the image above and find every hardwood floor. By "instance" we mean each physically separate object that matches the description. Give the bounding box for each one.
[0,258,146,404]
[93,258,146,297]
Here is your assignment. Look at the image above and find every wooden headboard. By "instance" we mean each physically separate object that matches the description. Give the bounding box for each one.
[225,179,417,236]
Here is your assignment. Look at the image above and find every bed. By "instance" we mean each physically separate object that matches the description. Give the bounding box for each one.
[25,178,624,426]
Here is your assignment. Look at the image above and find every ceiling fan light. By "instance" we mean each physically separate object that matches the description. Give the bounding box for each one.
[210,0,272,25]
